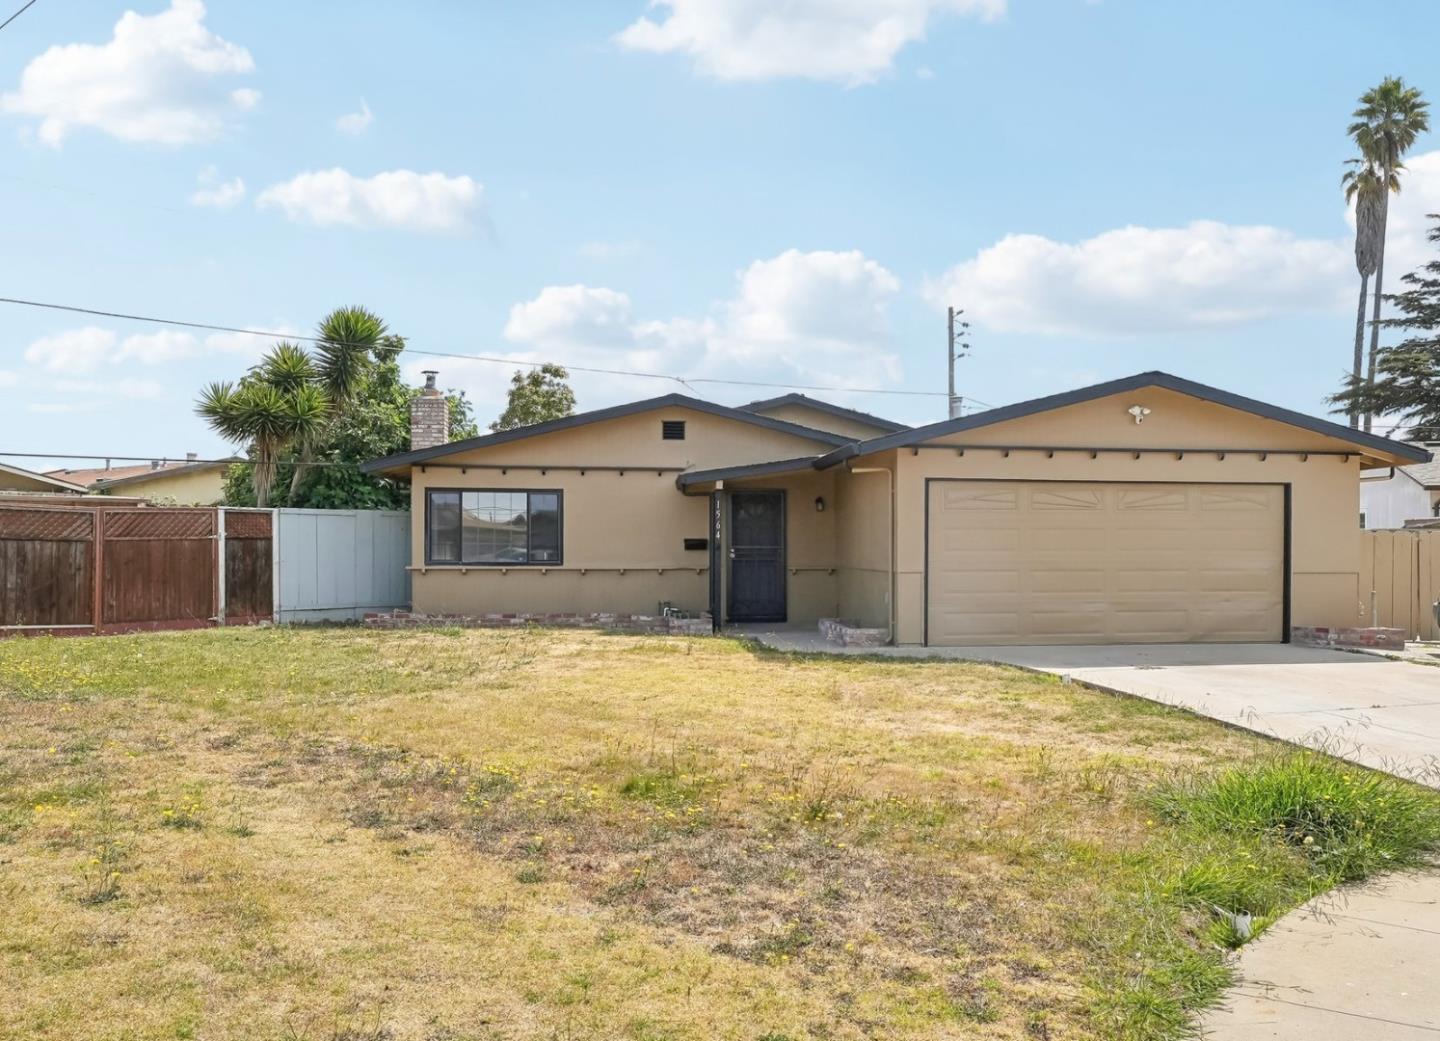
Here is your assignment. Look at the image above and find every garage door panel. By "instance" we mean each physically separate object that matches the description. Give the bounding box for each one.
[1111,610,1193,641]
[927,481,1284,646]
[1198,569,1279,593]
[943,529,1019,551]
[1030,570,1106,593]
[1113,568,1189,592]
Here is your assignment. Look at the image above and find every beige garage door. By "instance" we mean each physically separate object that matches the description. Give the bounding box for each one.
[926,481,1285,645]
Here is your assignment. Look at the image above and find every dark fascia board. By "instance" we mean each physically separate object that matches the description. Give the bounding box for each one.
[675,455,823,490]
[93,457,240,489]
[361,393,854,474]
[739,392,909,434]
[814,370,1433,468]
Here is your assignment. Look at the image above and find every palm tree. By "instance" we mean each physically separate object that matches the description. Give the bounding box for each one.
[284,306,387,499]
[1343,160,1385,428]
[1348,76,1430,432]
[196,345,330,507]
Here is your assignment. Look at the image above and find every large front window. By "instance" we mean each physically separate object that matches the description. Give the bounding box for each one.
[426,489,562,565]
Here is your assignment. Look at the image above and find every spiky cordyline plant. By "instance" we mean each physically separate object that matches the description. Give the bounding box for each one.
[196,348,331,508]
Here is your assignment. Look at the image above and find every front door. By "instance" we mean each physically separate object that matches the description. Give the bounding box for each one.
[728,491,786,622]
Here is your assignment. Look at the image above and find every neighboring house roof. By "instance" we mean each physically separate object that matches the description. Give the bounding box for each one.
[47,461,187,488]
[814,371,1432,468]
[738,393,909,434]
[0,461,89,493]
[90,457,235,491]
[362,393,856,473]
[1395,457,1440,488]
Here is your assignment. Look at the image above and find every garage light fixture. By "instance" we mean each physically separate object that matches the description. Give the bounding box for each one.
[1128,405,1152,424]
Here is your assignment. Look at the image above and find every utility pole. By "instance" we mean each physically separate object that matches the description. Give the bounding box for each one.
[947,306,970,419]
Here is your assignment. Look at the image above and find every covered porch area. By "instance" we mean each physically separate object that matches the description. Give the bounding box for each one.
[677,457,895,638]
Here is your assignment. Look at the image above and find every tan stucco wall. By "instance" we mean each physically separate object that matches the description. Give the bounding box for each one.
[832,455,895,628]
[1,471,83,493]
[748,402,894,441]
[107,467,226,505]
[408,406,837,619]
[884,387,1369,644]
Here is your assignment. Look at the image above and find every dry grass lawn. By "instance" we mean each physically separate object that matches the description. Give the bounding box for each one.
[0,627,1293,1040]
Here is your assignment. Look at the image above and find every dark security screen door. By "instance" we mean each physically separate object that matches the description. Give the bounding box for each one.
[728,491,786,622]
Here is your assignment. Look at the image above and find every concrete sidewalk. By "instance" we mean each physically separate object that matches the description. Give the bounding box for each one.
[1201,872,1440,1039]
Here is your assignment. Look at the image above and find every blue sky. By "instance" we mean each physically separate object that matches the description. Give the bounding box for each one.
[3,0,1439,470]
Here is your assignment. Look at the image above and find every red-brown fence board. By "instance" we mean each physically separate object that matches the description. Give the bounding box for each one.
[0,504,274,637]
[102,538,216,628]
[0,538,93,627]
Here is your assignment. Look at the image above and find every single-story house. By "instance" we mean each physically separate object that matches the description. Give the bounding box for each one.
[1360,453,1440,529]
[362,370,1429,646]
[46,454,233,505]
[0,462,88,496]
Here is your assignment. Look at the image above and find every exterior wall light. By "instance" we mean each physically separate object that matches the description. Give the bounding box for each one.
[1128,404,1152,424]
[814,496,826,512]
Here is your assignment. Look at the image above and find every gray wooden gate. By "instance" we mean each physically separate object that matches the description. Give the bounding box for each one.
[273,508,410,623]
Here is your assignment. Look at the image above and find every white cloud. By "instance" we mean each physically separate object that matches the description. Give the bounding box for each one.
[336,98,373,135]
[21,320,297,379]
[116,330,198,363]
[0,370,17,387]
[1,0,257,146]
[189,165,245,207]
[616,0,1005,85]
[423,248,904,415]
[926,220,1350,336]
[24,327,117,372]
[257,168,484,234]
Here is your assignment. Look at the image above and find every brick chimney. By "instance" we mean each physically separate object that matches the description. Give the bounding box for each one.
[410,370,449,450]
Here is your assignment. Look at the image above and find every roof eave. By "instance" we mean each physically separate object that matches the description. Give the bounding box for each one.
[674,455,827,490]
[362,394,853,473]
[817,371,1431,466]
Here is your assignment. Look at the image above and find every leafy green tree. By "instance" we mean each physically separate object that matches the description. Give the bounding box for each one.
[219,357,477,509]
[197,344,330,507]
[1346,77,1430,431]
[490,363,576,431]
[1331,215,1440,440]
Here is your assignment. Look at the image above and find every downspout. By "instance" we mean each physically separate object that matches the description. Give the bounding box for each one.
[846,464,894,644]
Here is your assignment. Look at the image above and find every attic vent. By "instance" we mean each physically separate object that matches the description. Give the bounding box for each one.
[662,420,686,441]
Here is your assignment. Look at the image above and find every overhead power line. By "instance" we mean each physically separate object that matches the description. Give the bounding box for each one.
[7,452,358,469]
[0,0,39,33]
[0,295,954,399]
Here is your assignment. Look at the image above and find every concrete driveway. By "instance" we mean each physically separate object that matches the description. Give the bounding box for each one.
[952,643,1440,784]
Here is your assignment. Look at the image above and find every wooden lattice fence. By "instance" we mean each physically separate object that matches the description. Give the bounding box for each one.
[0,504,272,635]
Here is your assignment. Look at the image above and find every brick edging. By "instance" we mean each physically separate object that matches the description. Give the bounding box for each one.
[364,609,714,637]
